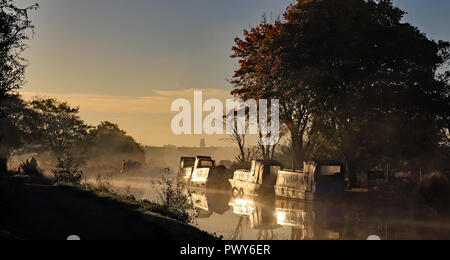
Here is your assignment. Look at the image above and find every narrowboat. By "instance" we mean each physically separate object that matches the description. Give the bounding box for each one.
[229,160,282,196]
[275,162,346,200]
[178,156,231,188]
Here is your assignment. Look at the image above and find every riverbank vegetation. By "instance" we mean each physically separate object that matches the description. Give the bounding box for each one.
[0,173,215,240]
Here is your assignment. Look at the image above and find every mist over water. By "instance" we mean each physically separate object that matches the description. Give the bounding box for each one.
[103,173,450,240]
[7,145,450,240]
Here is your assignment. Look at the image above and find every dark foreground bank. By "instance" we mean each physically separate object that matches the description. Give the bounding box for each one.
[0,174,214,240]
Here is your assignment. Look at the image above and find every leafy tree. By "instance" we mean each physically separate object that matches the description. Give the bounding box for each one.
[0,94,38,172]
[0,0,37,172]
[231,11,318,168]
[437,74,450,146]
[30,97,90,156]
[287,0,449,185]
[83,121,145,169]
[0,0,38,98]
[231,0,450,187]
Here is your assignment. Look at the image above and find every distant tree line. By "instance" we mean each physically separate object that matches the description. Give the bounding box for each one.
[230,0,450,187]
[1,96,146,173]
[0,1,144,174]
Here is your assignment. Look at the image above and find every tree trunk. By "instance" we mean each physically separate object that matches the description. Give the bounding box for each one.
[291,132,305,170]
[345,158,358,190]
[238,143,247,163]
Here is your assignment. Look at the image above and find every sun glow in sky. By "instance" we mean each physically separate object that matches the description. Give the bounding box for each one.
[16,0,450,146]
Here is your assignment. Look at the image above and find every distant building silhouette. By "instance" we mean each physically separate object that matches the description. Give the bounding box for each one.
[200,138,206,148]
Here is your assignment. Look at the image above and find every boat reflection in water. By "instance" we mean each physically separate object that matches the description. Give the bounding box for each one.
[226,195,346,240]
[224,194,450,240]
[187,187,231,218]
[229,193,345,240]
[228,195,281,240]
[229,196,279,230]
[274,198,345,240]
[177,160,449,240]
[274,199,316,240]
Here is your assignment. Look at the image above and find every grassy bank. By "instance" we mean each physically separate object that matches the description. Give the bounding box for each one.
[0,174,215,240]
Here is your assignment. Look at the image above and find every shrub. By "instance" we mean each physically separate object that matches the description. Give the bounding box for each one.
[52,155,83,185]
[419,172,450,212]
[153,168,197,224]
[95,175,112,193]
[19,158,42,176]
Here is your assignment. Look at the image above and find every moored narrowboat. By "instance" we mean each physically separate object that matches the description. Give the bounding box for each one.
[178,157,196,182]
[275,162,346,200]
[229,160,282,196]
[178,156,231,188]
[275,162,317,201]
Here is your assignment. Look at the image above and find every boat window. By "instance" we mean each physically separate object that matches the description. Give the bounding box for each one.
[199,160,214,168]
[181,158,195,168]
[320,166,341,176]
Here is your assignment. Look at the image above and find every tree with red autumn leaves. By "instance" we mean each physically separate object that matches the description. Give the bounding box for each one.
[231,0,450,187]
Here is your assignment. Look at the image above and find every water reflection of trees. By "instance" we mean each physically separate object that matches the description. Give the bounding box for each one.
[230,209,279,241]
[231,216,246,240]
[257,229,278,241]
[187,187,450,240]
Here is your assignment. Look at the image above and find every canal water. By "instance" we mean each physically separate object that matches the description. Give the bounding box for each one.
[108,176,450,240]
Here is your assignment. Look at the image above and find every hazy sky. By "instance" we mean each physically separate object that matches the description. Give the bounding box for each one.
[16,0,450,147]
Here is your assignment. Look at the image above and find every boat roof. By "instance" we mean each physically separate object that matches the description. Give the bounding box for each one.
[253,160,282,167]
[196,156,213,161]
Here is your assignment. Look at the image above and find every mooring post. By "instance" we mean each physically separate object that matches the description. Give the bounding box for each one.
[419,168,422,185]
[386,163,389,184]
